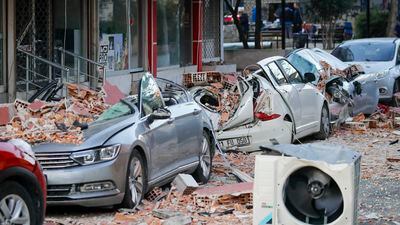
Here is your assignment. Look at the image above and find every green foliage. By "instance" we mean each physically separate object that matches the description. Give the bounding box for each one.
[355,9,389,38]
[306,0,355,22]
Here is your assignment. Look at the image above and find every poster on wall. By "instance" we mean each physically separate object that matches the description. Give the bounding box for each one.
[99,33,125,71]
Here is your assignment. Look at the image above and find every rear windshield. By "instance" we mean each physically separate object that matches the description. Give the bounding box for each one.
[332,42,395,62]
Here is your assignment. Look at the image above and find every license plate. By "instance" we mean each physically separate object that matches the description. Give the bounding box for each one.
[219,136,251,148]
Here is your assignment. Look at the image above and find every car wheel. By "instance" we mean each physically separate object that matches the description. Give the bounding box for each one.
[0,181,36,225]
[120,149,147,209]
[315,104,330,140]
[192,131,213,184]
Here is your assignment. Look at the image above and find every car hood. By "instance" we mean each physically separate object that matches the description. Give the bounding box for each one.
[33,115,137,153]
[350,61,393,73]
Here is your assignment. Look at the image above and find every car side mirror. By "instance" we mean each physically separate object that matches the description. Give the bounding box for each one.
[304,72,316,83]
[147,108,171,124]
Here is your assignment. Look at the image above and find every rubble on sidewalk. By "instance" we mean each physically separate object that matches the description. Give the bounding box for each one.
[0,82,126,145]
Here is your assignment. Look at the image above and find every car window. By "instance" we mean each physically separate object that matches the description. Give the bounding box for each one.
[140,73,165,116]
[156,78,190,106]
[266,62,288,85]
[287,53,319,78]
[332,42,396,62]
[277,59,303,84]
[97,97,137,122]
[396,46,400,65]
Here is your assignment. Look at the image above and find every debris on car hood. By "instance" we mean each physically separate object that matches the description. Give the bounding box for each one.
[0,83,124,145]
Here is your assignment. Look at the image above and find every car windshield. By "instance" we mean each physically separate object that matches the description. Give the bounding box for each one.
[332,42,395,62]
[287,53,319,79]
[96,96,138,122]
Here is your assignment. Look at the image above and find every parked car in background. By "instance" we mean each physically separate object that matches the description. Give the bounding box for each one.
[332,38,400,103]
[287,48,379,121]
[0,140,46,225]
[189,57,329,152]
[33,73,216,208]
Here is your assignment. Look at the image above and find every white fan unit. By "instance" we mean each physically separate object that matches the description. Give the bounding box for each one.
[253,144,361,225]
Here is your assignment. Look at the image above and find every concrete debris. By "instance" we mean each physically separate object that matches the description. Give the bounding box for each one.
[152,209,183,219]
[171,174,199,195]
[162,215,191,225]
[0,83,113,145]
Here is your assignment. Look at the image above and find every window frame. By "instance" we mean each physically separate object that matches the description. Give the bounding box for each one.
[276,59,304,84]
[266,62,289,86]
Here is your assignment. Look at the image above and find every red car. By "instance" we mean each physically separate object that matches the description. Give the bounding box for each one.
[0,140,46,225]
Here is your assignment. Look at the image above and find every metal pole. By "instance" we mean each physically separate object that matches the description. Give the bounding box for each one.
[61,50,65,81]
[26,57,30,100]
[366,0,370,37]
[281,0,286,49]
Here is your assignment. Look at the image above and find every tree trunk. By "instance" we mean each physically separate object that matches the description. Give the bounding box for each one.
[223,0,249,49]
[387,0,398,36]
[255,0,262,49]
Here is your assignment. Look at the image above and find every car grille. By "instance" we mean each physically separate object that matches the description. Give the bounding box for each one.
[35,152,78,169]
[47,184,75,201]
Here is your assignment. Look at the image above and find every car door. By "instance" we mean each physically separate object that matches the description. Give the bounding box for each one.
[277,59,321,129]
[263,61,304,129]
[139,73,178,180]
[157,79,202,167]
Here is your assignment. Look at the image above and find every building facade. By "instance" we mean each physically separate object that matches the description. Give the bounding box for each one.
[0,0,223,103]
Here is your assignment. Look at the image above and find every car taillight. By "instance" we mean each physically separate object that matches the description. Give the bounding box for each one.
[255,112,281,121]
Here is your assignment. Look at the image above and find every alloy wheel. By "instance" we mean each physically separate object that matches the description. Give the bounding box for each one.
[128,157,144,208]
[0,194,30,225]
[200,136,211,178]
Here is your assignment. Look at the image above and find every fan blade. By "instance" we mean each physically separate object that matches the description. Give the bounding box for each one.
[303,168,331,186]
[314,183,343,216]
[286,177,320,218]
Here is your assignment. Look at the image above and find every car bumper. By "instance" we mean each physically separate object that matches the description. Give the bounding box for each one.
[43,151,130,207]
[217,119,292,152]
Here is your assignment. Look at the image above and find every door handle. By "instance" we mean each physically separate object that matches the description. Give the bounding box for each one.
[167,118,175,124]
[193,109,200,115]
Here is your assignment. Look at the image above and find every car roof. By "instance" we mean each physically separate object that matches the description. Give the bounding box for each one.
[340,37,399,45]
[257,56,286,65]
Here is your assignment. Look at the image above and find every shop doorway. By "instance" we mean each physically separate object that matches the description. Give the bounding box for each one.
[14,0,88,93]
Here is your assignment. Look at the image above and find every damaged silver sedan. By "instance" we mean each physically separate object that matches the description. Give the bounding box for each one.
[33,73,216,208]
[287,48,379,123]
[186,56,329,152]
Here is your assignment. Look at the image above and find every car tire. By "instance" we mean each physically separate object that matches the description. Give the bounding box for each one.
[120,149,147,209]
[0,181,37,225]
[315,104,330,140]
[192,131,213,184]
[392,80,400,107]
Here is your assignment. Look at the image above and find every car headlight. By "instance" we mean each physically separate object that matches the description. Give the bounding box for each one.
[70,144,121,165]
[375,69,389,80]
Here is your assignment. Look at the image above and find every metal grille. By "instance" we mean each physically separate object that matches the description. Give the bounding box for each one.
[16,0,52,92]
[202,0,221,62]
[35,152,79,169]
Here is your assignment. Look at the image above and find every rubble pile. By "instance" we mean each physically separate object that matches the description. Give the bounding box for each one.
[0,83,112,145]
[183,71,242,127]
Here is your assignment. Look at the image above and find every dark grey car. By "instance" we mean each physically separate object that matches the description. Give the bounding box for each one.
[33,73,215,208]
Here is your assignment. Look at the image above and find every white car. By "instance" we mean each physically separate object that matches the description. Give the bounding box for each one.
[332,38,400,103]
[189,56,329,152]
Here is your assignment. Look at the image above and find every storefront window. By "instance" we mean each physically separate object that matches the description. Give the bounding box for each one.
[130,0,143,70]
[99,0,129,71]
[157,0,191,67]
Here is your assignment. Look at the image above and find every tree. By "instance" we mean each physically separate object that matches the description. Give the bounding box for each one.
[223,0,249,49]
[387,0,398,37]
[255,0,262,49]
[306,0,355,49]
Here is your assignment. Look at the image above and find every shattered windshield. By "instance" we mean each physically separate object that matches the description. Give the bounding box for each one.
[96,96,138,122]
[287,53,319,84]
